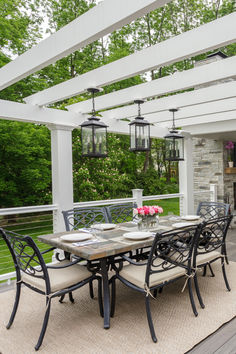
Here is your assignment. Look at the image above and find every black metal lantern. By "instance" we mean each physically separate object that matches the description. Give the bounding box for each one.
[129,99,150,152]
[80,88,108,158]
[164,108,184,161]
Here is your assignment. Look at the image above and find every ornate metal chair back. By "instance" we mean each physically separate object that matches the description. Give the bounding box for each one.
[0,228,50,293]
[105,203,137,223]
[196,201,230,220]
[145,224,202,287]
[62,206,109,231]
[195,215,233,256]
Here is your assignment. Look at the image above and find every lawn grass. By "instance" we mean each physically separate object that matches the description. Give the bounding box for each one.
[144,198,180,216]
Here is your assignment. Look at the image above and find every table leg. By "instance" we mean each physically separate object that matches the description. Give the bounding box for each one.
[100,258,110,329]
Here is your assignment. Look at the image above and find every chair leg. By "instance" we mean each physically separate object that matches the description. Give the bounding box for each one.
[59,294,65,303]
[202,265,207,276]
[222,261,231,291]
[89,280,94,299]
[6,282,21,329]
[208,263,215,277]
[69,292,74,303]
[153,289,158,298]
[194,274,205,309]
[35,298,51,351]
[145,296,157,343]
[98,277,104,318]
[158,287,163,294]
[110,276,116,318]
[188,278,198,317]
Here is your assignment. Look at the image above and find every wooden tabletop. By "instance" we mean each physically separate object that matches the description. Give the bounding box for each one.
[38,216,200,261]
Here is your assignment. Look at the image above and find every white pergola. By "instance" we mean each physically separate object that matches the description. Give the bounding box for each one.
[0,0,235,232]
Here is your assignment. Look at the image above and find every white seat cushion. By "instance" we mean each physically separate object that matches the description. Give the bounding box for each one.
[22,260,92,293]
[196,251,220,266]
[119,259,186,289]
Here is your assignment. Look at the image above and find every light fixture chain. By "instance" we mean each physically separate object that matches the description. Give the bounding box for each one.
[92,91,96,115]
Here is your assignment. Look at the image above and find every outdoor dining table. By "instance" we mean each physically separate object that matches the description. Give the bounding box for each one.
[38,215,201,329]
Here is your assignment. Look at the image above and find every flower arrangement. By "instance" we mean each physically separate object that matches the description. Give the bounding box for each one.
[134,205,163,217]
[225,141,234,162]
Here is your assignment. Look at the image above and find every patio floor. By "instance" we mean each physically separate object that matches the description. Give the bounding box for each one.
[1,228,236,353]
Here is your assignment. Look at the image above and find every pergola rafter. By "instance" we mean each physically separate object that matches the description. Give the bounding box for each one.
[0,0,168,91]
[23,12,236,106]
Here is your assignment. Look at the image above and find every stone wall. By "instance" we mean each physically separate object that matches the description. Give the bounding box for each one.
[193,138,224,211]
[193,137,236,213]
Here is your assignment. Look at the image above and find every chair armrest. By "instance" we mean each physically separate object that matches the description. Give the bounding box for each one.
[122,254,148,266]
[47,258,82,269]
[40,247,55,255]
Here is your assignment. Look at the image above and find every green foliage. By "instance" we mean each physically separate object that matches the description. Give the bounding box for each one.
[0,121,51,207]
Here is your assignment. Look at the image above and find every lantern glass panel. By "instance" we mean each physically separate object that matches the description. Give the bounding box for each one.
[82,126,93,155]
[136,124,149,150]
[165,136,184,160]
[94,126,107,155]
[130,124,136,150]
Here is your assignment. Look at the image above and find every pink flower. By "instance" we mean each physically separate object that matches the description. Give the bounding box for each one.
[139,209,145,216]
[157,206,163,214]
[225,141,234,150]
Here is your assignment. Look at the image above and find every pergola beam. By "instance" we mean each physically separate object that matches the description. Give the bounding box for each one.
[69,55,236,114]
[101,81,236,121]
[25,12,236,106]
[0,99,79,126]
[0,0,167,91]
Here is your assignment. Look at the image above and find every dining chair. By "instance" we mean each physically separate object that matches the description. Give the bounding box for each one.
[105,203,137,224]
[62,206,109,231]
[192,215,233,310]
[196,201,230,269]
[110,224,202,343]
[0,228,103,351]
[61,206,109,301]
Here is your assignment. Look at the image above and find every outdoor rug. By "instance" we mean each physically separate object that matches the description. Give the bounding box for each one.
[0,261,236,354]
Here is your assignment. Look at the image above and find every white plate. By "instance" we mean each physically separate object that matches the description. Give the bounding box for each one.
[172,222,195,228]
[123,231,153,240]
[181,215,200,221]
[60,233,93,242]
[92,223,116,230]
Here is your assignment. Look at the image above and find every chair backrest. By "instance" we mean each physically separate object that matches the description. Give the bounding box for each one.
[196,201,230,220]
[195,215,233,256]
[62,206,109,231]
[0,228,50,292]
[145,224,202,287]
[105,203,137,223]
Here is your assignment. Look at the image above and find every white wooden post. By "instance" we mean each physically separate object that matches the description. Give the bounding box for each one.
[132,189,143,207]
[179,133,194,215]
[210,184,217,202]
[49,125,74,233]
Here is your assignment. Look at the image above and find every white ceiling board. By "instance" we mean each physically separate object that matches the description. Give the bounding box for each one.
[184,120,236,138]
[69,54,236,114]
[25,12,236,106]
[0,0,167,91]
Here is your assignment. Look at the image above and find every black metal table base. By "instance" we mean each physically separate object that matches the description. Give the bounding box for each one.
[100,258,110,329]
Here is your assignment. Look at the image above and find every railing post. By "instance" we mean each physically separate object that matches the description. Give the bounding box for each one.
[48,124,74,233]
[132,189,143,207]
[210,184,217,202]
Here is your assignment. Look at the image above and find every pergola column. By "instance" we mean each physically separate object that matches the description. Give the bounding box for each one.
[179,133,194,216]
[48,124,74,233]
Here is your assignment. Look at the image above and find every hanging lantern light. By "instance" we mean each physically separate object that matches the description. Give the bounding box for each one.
[129,99,150,152]
[164,108,184,161]
[80,88,108,158]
